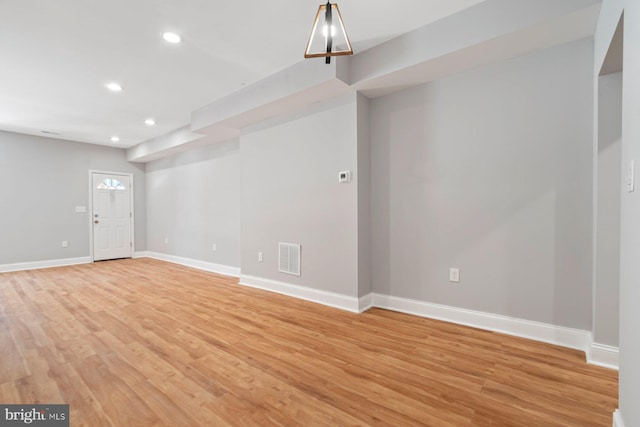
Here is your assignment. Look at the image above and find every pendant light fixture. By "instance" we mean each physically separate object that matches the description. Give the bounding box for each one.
[304,2,353,64]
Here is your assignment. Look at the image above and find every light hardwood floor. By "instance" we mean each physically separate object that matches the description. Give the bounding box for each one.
[0,258,617,426]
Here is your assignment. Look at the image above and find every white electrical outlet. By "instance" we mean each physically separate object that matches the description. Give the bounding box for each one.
[212,243,217,252]
[628,160,635,193]
[449,268,460,283]
[62,241,68,248]
[258,252,263,262]
[338,171,351,183]
[164,237,169,244]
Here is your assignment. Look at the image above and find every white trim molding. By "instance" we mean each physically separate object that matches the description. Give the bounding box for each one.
[239,275,361,313]
[145,252,241,277]
[613,409,625,427]
[372,293,592,353]
[0,253,621,372]
[124,258,627,368]
[588,343,619,370]
[358,293,373,313]
[0,256,91,273]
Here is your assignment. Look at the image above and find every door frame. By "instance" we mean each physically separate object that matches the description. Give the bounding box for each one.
[88,170,135,262]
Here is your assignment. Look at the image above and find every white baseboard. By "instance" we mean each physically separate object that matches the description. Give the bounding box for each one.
[588,343,619,370]
[613,409,625,427]
[358,293,373,313]
[372,293,593,353]
[0,253,621,370]
[145,251,241,277]
[0,256,92,273]
[239,275,361,313]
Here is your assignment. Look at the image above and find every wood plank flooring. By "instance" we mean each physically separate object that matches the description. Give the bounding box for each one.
[0,258,617,426]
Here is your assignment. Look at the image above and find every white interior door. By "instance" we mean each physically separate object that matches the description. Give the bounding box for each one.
[92,173,132,261]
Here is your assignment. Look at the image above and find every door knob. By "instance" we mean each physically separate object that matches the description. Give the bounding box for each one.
[94,220,99,224]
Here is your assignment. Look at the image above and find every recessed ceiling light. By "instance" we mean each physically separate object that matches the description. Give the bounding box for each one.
[162,32,182,44]
[110,136,120,143]
[145,118,156,126]
[106,82,123,92]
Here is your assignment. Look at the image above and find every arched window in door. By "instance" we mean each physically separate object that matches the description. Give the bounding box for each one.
[96,178,126,190]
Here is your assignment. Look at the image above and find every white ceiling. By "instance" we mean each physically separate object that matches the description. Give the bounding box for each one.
[0,0,487,148]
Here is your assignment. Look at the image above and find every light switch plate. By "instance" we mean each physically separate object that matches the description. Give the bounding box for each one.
[75,206,87,213]
[628,160,635,193]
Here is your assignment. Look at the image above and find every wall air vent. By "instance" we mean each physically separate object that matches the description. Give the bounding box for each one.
[279,242,301,276]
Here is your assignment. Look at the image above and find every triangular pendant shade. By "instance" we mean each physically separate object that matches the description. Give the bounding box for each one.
[304,2,353,61]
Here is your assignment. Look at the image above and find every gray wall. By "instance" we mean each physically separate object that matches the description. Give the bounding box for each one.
[357,93,372,298]
[370,39,594,329]
[239,94,359,297]
[0,130,146,264]
[596,1,640,424]
[594,72,622,347]
[618,11,640,427]
[145,139,241,267]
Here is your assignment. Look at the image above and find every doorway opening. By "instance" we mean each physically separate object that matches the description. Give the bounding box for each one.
[593,14,623,348]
